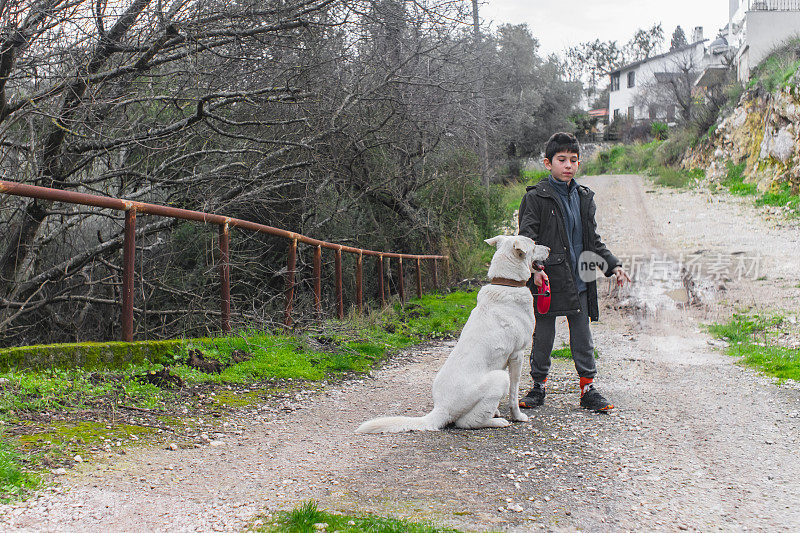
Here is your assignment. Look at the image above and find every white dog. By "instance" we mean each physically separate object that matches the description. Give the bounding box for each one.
[356,235,549,433]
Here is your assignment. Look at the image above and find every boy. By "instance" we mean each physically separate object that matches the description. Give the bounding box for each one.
[517,132,630,412]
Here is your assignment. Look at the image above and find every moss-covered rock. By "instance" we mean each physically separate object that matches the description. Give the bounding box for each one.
[683,84,800,194]
[0,340,186,371]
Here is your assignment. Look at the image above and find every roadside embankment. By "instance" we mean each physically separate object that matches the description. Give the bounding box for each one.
[0,291,479,502]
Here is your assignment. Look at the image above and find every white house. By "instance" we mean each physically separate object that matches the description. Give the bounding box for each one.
[608,28,708,124]
[729,0,800,82]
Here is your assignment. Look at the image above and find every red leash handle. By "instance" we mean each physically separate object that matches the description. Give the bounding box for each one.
[534,279,551,314]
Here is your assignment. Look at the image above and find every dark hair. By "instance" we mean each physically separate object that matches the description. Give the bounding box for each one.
[544,132,580,161]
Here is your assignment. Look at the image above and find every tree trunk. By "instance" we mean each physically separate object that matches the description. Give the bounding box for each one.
[0,0,152,295]
[472,0,489,188]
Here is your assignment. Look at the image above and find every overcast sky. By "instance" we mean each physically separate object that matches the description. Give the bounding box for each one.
[479,0,728,57]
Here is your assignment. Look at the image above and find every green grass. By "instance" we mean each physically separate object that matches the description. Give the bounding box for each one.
[521,169,550,183]
[0,434,40,502]
[0,291,481,501]
[498,169,549,230]
[499,181,526,229]
[756,181,800,215]
[582,141,704,189]
[709,314,800,381]
[749,38,800,92]
[551,346,572,359]
[721,162,757,196]
[653,167,704,188]
[484,169,551,264]
[254,500,462,533]
[550,345,600,360]
[582,141,663,175]
[0,367,168,414]
[0,291,479,417]
[716,161,799,216]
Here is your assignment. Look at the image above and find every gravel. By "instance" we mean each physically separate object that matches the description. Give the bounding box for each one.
[1,174,799,532]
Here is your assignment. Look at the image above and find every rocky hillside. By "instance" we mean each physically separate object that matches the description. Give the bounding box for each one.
[683,72,800,194]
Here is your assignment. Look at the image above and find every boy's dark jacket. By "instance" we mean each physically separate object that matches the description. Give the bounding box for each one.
[518,178,620,322]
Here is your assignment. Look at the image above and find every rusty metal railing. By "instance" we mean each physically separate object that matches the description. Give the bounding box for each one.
[0,180,449,341]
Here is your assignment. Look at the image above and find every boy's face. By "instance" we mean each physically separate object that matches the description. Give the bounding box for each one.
[544,151,580,183]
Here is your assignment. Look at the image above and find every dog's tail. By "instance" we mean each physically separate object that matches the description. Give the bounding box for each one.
[355,409,448,434]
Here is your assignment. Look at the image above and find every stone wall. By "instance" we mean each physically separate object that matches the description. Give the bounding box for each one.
[683,72,800,193]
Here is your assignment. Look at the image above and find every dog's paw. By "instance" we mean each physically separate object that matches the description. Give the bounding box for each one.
[512,411,529,422]
[491,418,512,428]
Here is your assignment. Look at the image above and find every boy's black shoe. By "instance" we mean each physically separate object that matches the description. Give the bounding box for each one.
[580,385,614,412]
[519,382,546,408]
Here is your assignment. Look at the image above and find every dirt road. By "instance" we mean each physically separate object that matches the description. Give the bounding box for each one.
[2,175,800,532]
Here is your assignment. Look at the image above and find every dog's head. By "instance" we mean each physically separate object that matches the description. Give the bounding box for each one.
[484,235,550,282]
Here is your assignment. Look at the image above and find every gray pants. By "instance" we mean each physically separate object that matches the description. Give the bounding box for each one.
[530,291,596,382]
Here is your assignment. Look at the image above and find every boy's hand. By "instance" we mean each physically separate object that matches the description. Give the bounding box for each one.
[533,271,548,287]
[612,266,631,287]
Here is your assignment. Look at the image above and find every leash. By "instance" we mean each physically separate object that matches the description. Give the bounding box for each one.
[488,277,551,312]
[534,279,551,314]
[489,265,551,313]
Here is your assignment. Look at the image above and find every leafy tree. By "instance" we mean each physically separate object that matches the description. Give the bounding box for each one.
[0,0,581,344]
[487,24,581,157]
[565,39,624,98]
[623,23,665,62]
[671,26,688,51]
[566,23,664,99]
[591,85,611,111]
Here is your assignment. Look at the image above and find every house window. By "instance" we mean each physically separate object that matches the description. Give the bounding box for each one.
[613,109,621,121]
[627,71,635,88]
[648,106,658,120]
[610,73,620,91]
[628,106,635,120]
[667,105,675,122]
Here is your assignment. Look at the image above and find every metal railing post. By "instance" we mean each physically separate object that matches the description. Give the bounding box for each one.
[122,208,136,341]
[378,255,386,307]
[432,258,439,290]
[219,222,231,332]
[335,248,344,319]
[284,238,297,327]
[313,245,322,315]
[415,257,423,298]
[397,257,405,304]
[356,251,363,315]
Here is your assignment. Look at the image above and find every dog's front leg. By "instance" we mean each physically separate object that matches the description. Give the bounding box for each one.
[508,352,529,422]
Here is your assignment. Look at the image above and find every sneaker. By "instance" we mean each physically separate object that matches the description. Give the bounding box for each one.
[580,385,614,412]
[519,382,546,408]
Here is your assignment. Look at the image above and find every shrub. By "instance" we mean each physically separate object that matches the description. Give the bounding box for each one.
[749,38,800,92]
[651,121,668,140]
[654,168,690,188]
[653,167,704,188]
[506,158,523,181]
[582,141,661,175]
[655,127,697,166]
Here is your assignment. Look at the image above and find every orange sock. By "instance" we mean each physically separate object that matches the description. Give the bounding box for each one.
[579,377,593,396]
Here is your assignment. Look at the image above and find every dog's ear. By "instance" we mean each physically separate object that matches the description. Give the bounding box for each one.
[484,235,506,248]
[512,238,531,259]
